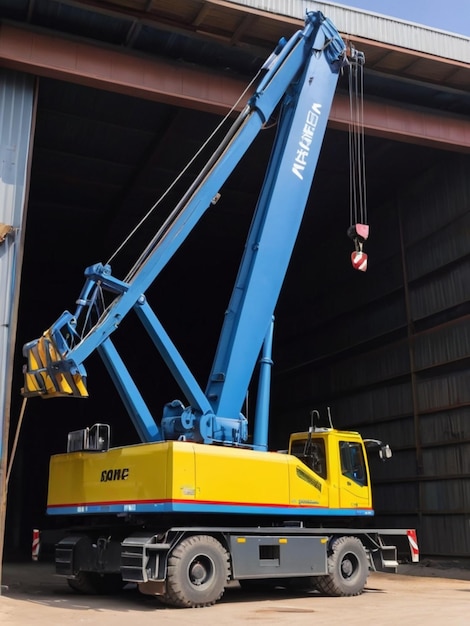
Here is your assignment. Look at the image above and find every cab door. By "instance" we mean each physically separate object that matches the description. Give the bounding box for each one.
[338,440,371,511]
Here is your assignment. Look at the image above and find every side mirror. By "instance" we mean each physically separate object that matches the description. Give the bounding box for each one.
[379,444,392,461]
[364,438,393,461]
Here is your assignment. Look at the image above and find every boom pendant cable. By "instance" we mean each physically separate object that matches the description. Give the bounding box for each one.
[77,71,263,338]
[106,70,262,280]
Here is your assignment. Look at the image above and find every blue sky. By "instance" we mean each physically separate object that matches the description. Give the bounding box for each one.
[333,0,470,36]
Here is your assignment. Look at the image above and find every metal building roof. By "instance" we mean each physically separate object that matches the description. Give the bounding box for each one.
[230,0,470,62]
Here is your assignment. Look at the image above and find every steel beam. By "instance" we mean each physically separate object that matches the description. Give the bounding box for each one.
[0,23,468,151]
[0,23,241,114]
[329,97,470,153]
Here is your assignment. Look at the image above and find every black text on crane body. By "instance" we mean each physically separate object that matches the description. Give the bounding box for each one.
[100,468,129,482]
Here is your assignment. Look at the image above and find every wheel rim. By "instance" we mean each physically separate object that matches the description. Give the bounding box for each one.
[340,553,359,580]
[187,554,215,587]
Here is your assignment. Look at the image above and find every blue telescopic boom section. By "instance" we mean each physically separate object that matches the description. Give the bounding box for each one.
[206,23,346,441]
[22,12,346,447]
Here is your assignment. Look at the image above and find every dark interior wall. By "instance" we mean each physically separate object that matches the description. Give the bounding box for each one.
[272,152,470,556]
[4,68,469,559]
[3,78,288,558]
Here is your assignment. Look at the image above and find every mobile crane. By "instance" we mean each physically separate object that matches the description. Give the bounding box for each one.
[22,11,418,608]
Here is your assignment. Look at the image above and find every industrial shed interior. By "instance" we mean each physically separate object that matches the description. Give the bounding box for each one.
[1,0,470,560]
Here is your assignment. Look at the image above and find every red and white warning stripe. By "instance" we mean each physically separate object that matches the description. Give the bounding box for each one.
[32,528,40,561]
[351,250,368,272]
[407,529,419,562]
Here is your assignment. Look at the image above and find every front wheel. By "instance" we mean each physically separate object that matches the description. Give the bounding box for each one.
[316,536,369,597]
[164,535,230,608]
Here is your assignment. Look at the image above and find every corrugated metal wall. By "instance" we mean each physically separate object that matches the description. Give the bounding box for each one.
[0,69,34,476]
[274,153,470,557]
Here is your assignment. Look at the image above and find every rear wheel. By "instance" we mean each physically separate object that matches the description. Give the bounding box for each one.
[164,535,229,608]
[316,536,368,597]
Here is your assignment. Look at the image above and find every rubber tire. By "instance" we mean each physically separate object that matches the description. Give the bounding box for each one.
[164,535,229,608]
[316,536,369,597]
[67,572,124,595]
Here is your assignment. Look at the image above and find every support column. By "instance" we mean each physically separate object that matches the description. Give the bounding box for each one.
[0,68,35,591]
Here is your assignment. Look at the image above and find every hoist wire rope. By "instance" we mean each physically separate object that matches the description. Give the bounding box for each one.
[349,56,360,225]
[348,62,357,226]
[348,49,367,229]
[358,54,367,225]
[348,68,356,227]
[349,54,360,224]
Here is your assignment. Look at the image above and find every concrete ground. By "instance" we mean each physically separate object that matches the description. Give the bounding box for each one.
[1,560,470,625]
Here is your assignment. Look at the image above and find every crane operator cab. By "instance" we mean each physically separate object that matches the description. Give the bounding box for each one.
[288,413,392,513]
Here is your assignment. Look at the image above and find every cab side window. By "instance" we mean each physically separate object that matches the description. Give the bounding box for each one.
[291,438,327,479]
[339,441,367,486]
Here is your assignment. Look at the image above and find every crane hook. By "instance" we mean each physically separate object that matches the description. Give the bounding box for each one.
[348,223,369,272]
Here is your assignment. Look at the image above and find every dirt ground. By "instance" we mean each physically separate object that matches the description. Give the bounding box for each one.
[1,559,470,626]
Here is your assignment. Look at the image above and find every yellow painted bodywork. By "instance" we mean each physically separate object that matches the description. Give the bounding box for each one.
[289,430,372,511]
[47,430,373,516]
